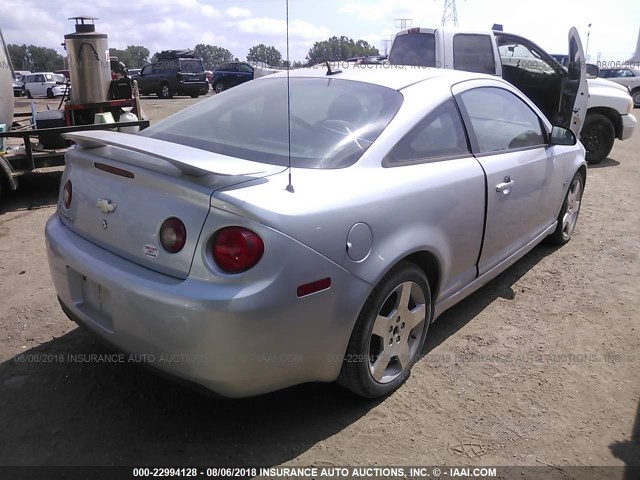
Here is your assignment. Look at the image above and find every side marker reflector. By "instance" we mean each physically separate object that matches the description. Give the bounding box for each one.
[297,278,331,298]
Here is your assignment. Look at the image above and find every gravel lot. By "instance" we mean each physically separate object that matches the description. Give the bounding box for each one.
[0,96,638,474]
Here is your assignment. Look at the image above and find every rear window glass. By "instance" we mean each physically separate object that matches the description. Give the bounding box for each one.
[453,34,496,74]
[141,77,403,169]
[180,59,204,73]
[388,32,436,67]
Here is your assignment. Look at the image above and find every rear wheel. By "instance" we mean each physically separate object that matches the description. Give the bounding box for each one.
[580,113,615,164]
[158,83,173,99]
[547,170,585,245]
[338,262,431,398]
[190,92,200,98]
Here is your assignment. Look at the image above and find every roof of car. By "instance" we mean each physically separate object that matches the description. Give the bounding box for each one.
[266,64,497,91]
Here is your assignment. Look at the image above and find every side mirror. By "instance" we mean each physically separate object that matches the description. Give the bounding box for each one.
[586,63,599,78]
[549,126,577,146]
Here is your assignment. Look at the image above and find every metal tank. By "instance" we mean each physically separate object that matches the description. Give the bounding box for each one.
[0,26,14,130]
[64,17,111,104]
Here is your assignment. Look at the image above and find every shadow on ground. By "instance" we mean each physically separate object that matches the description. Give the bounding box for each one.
[423,242,560,354]
[0,243,560,467]
[588,157,620,169]
[610,397,640,479]
[0,171,62,215]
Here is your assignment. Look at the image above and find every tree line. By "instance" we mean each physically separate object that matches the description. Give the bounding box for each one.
[7,36,380,72]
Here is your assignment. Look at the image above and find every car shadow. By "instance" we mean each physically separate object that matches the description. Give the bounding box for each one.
[423,242,560,354]
[588,157,620,169]
[0,171,61,215]
[610,398,640,479]
[0,327,381,466]
[0,243,560,467]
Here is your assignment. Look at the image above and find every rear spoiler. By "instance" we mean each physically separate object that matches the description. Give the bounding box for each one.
[63,130,272,177]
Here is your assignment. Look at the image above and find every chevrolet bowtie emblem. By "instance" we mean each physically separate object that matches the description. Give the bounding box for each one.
[96,199,117,214]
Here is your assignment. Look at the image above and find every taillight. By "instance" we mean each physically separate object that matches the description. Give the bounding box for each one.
[62,180,72,209]
[160,217,186,253]
[212,227,264,274]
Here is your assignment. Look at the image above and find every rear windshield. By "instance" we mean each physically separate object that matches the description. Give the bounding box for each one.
[388,32,436,67]
[180,59,204,73]
[140,77,403,169]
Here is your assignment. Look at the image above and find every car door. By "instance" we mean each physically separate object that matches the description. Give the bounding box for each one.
[237,63,255,85]
[29,74,45,96]
[561,28,589,135]
[454,82,563,275]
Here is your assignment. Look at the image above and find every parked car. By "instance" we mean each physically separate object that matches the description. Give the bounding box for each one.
[12,73,24,97]
[136,51,208,99]
[598,68,640,107]
[49,67,586,398]
[388,26,637,164]
[22,72,69,98]
[211,62,255,93]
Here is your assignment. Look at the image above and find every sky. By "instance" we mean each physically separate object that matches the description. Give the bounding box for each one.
[1,0,639,64]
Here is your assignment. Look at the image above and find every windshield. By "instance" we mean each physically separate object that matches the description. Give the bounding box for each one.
[140,77,403,169]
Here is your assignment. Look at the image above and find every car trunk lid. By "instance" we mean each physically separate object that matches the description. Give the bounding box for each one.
[60,131,284,279]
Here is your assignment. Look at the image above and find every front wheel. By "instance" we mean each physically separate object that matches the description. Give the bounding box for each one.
[46,88,54,99]
[214,82,224,94]
[580,113,615,164]
[190,92,200,98]
[25,90,32,99]
[632,89,640,108]
[547,171,585,245]
[338,262,431,398]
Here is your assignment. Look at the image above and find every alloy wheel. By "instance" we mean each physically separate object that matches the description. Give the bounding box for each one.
[561,177,583,241]
[368,281,427,383]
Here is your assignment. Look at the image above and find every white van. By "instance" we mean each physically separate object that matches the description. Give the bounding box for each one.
[22,72,69,98]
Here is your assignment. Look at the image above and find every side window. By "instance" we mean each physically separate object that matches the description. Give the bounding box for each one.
[238,64,253,73]
[458,87,545,153]
[45,74,54,82]
[453,34,496,74]
[384,99,469,166]
[141,65,151,75]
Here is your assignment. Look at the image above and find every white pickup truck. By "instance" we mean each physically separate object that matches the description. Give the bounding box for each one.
[388,27,637,164]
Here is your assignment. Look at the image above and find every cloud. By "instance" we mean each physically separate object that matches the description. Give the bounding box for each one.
[231,17,330,41]
[225,7,251,19]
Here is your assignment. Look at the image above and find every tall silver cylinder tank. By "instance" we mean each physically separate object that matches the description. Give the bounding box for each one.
[64,17,111,104]
[0,27,14,130]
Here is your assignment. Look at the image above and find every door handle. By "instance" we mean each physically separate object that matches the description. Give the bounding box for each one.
[496,176,514,195]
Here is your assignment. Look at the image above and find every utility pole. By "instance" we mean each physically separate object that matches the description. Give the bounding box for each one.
[394,18,413,30]
[441,0,459,27]
[585,23,592,61]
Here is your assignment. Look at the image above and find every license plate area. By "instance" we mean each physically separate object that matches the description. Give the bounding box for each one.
[67,267,114,332]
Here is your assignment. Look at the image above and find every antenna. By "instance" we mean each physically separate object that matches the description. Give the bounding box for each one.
[285,0,294,193]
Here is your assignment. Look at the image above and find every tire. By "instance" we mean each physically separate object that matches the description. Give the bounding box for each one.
[580,113,615,164]
[547,170,585,245]
[190,93,200,98]
[25,90,32,99]
[157,83,173,99]
[632,89,640,108]
[337,262,432,398]
[214,82,224,94]
[46,88,54,99]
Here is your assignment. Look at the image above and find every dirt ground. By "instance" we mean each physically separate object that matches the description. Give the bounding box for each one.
[0,95,638,474]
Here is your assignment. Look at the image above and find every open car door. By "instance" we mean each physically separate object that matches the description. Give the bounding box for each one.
[560,27,589,136]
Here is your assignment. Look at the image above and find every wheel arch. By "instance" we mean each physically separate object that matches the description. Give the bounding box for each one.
[586,107,622,139]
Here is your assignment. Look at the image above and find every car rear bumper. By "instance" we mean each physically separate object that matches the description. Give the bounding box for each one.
[620,113,637,140]
[45,213,370,397]
[178,81,208,93]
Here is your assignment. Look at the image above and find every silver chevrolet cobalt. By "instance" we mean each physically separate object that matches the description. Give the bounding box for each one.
[46,66,586,398]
